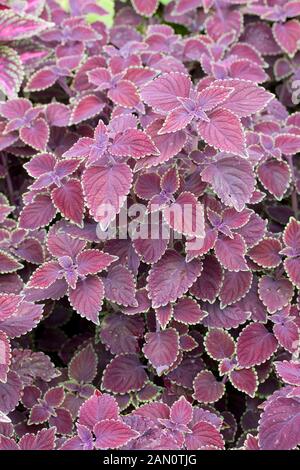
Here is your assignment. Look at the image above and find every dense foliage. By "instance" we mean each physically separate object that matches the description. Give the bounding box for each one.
[0,0,300,451]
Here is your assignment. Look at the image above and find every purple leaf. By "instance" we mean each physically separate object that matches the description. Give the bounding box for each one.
[259,396,300,449]
[143,328,179,375]
[273,20,300,58]
[258,275,294,314]
[173,297,205,325]
[214,234,248,272]
[193,370,225,404]
[0,332,10,383]
[103,266,137,307]
[229,368,258,397]
[248,238,282,268]
[190,255,223,303]
[52,179,84,226]
[213,78,273,117]
[19,427,56,450]
[237,323,278,368]
[202,301,250,330]
[110,129,159,159]
[79,391,119,430]
[94,419,139,450]
[257,160,291,200]
[201,155,255,211]
[68,344,98,384]
[102,354,148,394]
[0,10,53,41]
[83,163,132,229]
[204,328,235,361]
[0,371,22,413]
[19,194,57,230]
[275,361,300,386]
[219,270,253,308]
[141,72,191,113]
[198,108,246,157]
[100,313,144,355]
[0,46,24,98]
[131,0,159,16]
[147,250,202,308]
[0,300,43,338]
[68,275,104,324]
[163,192,205,239]
[185,421,224,450]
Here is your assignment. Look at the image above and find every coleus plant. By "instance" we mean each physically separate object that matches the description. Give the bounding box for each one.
[0,0,300,452]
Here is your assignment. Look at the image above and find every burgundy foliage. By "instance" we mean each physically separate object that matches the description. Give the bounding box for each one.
[0,0,300,451]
